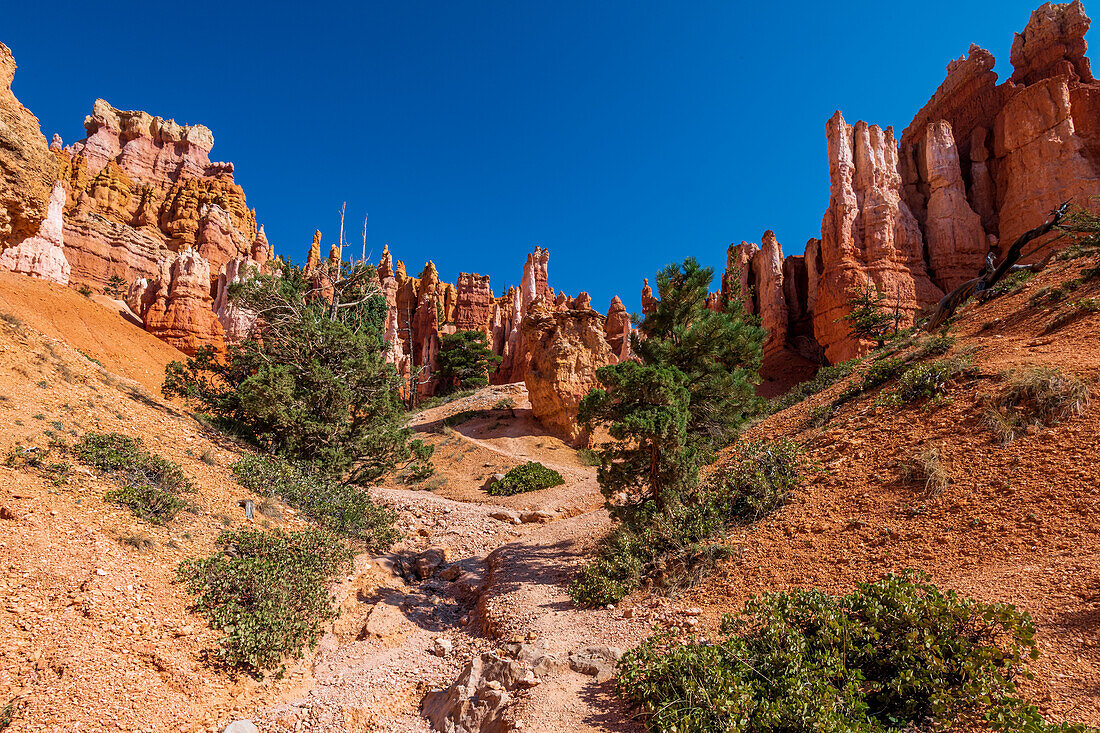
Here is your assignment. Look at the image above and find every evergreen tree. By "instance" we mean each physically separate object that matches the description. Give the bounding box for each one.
[435,330,502,393]
[579,257,765,525]
[104,273,127,299]
[632,258,766,451]
[163,257,414,484]
[841,283,902,348]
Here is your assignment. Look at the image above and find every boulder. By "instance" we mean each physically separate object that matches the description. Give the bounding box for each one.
[521,302,614,445]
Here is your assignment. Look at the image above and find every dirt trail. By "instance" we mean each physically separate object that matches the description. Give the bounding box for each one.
[248,386,668,732]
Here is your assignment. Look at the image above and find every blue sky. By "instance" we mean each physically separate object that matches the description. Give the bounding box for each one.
[4,1,1068,311]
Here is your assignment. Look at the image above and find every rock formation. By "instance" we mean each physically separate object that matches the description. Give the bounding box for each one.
[521,301,614,445]
[603,296,632,362]
[375,244,612,399]
[139,249,225,354]
[0,183,70,284]
[705,1,1100,374]
[813,113,945,363]
[920,120,989,291]
[0,43,57,249]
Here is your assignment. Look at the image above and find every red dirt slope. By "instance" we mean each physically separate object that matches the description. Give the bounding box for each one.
[688,254,1100,727]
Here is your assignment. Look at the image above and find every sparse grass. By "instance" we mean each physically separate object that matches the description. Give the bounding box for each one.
[902,447,950,497]
[492,396,516,411]
[117,532,155,551]
[0,311,24,333]
[910,332,955,360]
[257,497,283,520]
[577,448,602,466]
[200,448,218,466]
[31,414,45,421]
[77,350,103,367]
[806,403,835,429]
[74,432,194,524]
[419,475,449,491]
[982,366,1090,444]
[178,527,353,678]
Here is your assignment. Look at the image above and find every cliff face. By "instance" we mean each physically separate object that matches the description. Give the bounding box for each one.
[0,43,56,249]
[718,0,1100,369]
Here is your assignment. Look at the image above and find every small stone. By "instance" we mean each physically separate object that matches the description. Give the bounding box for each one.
[223,722,258,733]
[431,637,453,657]
[95,569,107,576]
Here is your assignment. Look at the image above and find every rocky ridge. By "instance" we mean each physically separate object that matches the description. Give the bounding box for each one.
[711,0,1100,366]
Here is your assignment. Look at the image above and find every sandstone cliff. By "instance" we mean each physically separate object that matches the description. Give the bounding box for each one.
[717,0,1100,370]
[0,42,56,249]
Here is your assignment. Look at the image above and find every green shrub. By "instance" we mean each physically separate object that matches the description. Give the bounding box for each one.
[710,438,802,522]
[231,454,399,551]
[890,358,962,404]
[911,332,956,359]
[486,461,565,496]
[74,432,193,524]
[161,260,413,486]
[576,447,602,466]
[617,571,1092,733]
[492,396,516,411]
[766,361,855,414]
[982,268,1034,299]
[570,440,801,606]
[178,528,352,677]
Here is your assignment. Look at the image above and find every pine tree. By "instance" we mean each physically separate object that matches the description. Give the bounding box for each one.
[572,258,768,604]
[579,257,765,524]
[435,330,502,393]
[104,273,127,299]
[841,283,901,348]
[163,258,413,484]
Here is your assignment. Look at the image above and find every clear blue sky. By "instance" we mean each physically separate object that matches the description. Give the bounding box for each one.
[4,1,1066,311]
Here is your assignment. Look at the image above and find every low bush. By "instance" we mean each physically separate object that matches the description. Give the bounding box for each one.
[74,432,193,524]
[492,397,516,411]
[910,332,956,359]
[178,528,353,677]
[889,357,964,404]
[231,454,399,550]
[982,366,1090,444]
[710,438,802,522]
[617,571,1092,733]
[486,461,565,496]
[576,448,602,466]
[570,440,802,606]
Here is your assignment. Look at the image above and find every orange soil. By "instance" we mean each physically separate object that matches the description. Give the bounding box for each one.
[688,255,1100,727]
[0,271,185,394]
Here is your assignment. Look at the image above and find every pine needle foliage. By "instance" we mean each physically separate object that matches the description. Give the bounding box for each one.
[436,330,502,393]
[163,258,415,484]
